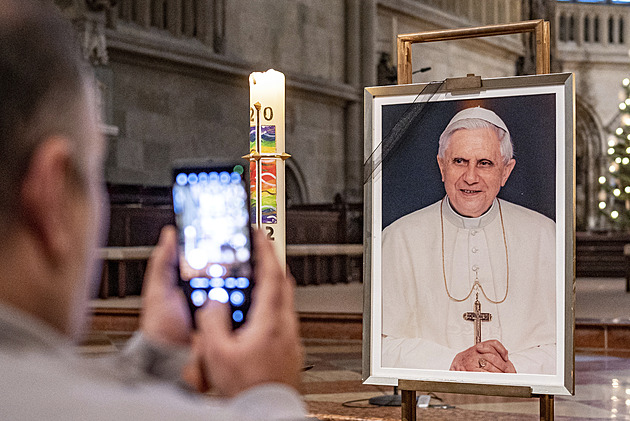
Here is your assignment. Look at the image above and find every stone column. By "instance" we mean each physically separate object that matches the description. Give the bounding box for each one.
[344,0,375,204]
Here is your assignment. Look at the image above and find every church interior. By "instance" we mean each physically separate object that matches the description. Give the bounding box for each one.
[56,0,630,419]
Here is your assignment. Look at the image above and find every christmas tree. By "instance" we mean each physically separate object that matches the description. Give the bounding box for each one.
[599,77,630,226]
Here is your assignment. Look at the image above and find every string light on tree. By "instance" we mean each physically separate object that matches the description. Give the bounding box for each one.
[600,76,630,226]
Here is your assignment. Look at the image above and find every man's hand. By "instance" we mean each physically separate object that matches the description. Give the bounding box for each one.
[450,340,517,373]
[194,230,304,397]
[139,226,192,346]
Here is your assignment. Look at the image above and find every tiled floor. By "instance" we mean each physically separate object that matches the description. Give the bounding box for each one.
[86,277,630,419]
[300,339,630,420]
[78,334,630,420]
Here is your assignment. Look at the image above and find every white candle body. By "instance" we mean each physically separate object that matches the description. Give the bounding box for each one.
[249,69,286,266]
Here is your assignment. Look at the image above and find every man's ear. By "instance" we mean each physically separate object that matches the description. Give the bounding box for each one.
[501,158,516,186]
[20,137,76,263]
[437,155,446,182]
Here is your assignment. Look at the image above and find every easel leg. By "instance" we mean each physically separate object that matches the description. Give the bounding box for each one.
[401,389,416,421]
[539,394,554,421]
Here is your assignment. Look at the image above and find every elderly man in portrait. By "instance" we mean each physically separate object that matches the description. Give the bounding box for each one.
[381,107,556,375]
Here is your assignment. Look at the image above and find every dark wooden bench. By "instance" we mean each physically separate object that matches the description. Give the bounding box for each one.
[576,232,630,278]
[576,232,630,292]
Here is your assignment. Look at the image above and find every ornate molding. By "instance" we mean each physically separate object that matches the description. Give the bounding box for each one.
[76,16,109,65]
[55,0,113,65]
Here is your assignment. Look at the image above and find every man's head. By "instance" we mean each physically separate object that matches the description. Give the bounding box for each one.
[0,0,106,337]
[437,107,516,217]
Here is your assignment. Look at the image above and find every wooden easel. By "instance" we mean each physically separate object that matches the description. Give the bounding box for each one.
[394,19,555,421]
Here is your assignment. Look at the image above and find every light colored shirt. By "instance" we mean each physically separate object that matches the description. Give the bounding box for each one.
[381,197,556,374]
[0,301,307,420]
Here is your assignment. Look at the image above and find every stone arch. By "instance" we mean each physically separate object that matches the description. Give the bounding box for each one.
[575,96,606,231]
[285,160,309,207]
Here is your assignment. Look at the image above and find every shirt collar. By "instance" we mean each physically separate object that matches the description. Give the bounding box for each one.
[0,300,74,357]
[443,196,499,229]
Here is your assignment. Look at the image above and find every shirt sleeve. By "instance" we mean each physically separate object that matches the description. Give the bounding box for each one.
[97,331,191,385]
[221,384,308,420]
[86,334,309,420]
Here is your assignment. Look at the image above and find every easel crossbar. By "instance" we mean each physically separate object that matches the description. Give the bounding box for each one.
[398,19,544,43]
[397,19,550,84]
[398,379,532,398]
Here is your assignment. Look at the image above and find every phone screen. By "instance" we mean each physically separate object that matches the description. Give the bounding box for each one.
[172,163,253,329]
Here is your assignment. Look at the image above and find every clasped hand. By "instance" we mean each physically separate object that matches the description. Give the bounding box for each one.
[449,340,516,373]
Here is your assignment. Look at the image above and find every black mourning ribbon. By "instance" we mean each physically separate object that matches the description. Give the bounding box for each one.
[363,80,445,185]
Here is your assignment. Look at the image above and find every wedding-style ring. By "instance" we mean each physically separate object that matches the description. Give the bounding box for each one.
[478,358,487,368]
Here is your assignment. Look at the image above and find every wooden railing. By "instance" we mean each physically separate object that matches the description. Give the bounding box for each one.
[99,246,154,298]
[98,243,364,298]
[287,244,363,286]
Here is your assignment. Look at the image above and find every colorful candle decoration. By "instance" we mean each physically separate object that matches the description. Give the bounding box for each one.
[245,69,290,267]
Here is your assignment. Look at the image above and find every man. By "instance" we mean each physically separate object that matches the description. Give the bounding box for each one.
[381,106,556,375]
[0,2,305,419]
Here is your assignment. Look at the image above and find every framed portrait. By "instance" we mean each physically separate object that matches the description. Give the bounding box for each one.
[362,73,575,395]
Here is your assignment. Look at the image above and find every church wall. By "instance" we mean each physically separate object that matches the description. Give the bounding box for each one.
[105,61,248,185]
[568,63,629,128]
[61,0,535,206]
[105,58,350,203]
[98,0,362,204]
[223,0,347,84]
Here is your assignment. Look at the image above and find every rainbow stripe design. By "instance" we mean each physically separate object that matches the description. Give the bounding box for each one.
[249,125,276,153]
[250,124,278,224]
[250,159,277,224]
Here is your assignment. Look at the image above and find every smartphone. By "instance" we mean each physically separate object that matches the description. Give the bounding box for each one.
[171,162,254,329]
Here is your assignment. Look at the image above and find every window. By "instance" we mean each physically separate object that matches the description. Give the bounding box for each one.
[115,0,202,40]
[584,15,590,42]
[560,15,568,41]
[609,16,615,43]
[150,0,167,30]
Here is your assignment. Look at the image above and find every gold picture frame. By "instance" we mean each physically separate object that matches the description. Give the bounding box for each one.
[362,73,575,397]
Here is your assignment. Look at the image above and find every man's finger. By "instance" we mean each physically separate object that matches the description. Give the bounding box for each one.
[480,353,510,373]
[143,226,178,295]
[196,300,232,354]
[478,340,509,361]
[181,339,211,393]
[248,231,284,325]
[505,360,517,373]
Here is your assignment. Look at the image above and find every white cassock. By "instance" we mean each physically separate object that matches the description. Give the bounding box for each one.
[381,197,556,374]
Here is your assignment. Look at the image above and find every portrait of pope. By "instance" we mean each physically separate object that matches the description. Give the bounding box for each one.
[381,105,557,375]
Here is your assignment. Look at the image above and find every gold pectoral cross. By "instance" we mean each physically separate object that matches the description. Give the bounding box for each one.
[463,288,492,345]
